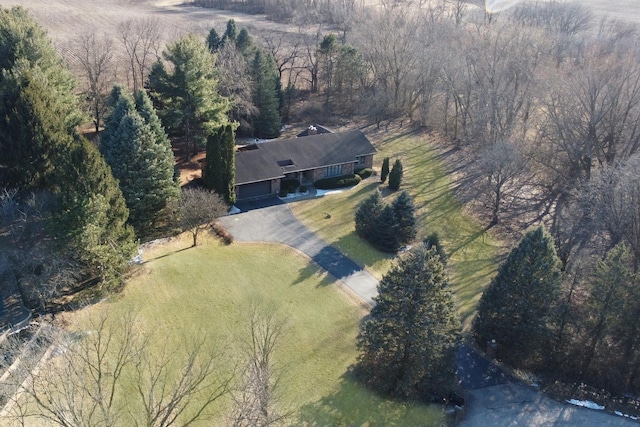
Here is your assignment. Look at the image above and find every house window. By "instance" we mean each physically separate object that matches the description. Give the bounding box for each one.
[324,164,342,177]
[356,156,365,165]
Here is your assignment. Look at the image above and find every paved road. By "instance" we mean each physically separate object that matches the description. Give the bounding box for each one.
[219,199,378,306]
[219,198,637,426]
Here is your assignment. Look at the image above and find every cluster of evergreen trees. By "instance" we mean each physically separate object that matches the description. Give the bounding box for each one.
[355,191,416,252]
[206,20,282,139]
[0,6,137,289]
[380,157,403,191]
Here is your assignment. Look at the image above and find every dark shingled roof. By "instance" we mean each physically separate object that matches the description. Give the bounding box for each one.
[235,129,376,185]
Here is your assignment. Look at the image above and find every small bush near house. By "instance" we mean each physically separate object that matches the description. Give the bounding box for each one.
[314,174,362,190]
[356,168,373,179]
[279,188,288,197]
[281,178,299,193]
[299,185,308,193]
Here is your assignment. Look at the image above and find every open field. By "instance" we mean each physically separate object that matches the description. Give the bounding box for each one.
[290,127,503,329]
[2,0,640,57]
[54,234,445,426]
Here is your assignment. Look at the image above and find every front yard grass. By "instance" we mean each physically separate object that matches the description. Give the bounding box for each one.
[66,234,445,426]
[290,128,503,328]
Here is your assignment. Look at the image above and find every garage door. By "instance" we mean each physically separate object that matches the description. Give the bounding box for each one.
[238,181,271,199]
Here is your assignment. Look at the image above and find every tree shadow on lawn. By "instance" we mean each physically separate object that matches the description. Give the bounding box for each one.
[296,371,441,426]
[291,264,334,286]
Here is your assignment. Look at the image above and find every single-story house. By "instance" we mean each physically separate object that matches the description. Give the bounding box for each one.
[235,128,376,200]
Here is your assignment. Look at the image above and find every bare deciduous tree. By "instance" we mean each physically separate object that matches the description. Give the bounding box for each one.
[118,18,162,91]
[5,312,231,426]
[230,304,289,427]
[175,188,229,247]
[472,141,528,227]
[69,32,114,133]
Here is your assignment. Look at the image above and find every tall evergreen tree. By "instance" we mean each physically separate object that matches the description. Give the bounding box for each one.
[580,243,633,383]
[203,124,236,205]
[371,204,401,253]
[206,27,222,53]
[356,244,461,402]
[355,191,383,239]
[0,6,81,188]
[392,191,417,245]
[251,50,281,139]
[102,89,180,234]
[54,138,137,289]
[473,226,563,368]
[224,19,238,43]
[235,28,253,56]
[380,157,390,183]
[147,34,229,160]
[388,159,403,191]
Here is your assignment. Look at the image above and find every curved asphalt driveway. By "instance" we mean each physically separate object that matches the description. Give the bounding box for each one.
[219,197,636,426]
[218,199,378,306]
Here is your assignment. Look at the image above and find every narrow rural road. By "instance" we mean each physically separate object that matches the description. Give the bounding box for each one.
[219,197,637,426]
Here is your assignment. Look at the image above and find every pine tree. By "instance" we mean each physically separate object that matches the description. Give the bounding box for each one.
[380,157,390,183]
[207,27,222,53]
[147,34,230,160]
[235,28,253,56]
[424,232,447,266]
[473,226,562,368]
[101,89,180,234]
[388,159,403,191]
[356,244,461,402]
[355,191,383,239]
[225,19,238,42]
[251,50,281,139]
[0,6,81,188]
[371,204,400,253]
[580,243,633,382]
[203,124,236,205]
[54,137,137,288]
[392,191,417,245]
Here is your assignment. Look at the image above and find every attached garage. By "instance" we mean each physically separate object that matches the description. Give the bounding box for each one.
[238,181,272,199]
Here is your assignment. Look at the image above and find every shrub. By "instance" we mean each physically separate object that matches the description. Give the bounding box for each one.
[299,185,307,193]
[281,178,299,193]
[211,222,234,244]
[314,174,361,190]
[356,168,373,179]
[278,188,288,197]
[380,157,390,183]
[389,159,403,191]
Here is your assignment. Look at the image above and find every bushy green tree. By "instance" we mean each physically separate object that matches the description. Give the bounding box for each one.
[54,138,137,288]
[388,159,403,191]
[473,226,562,368]
[147,34,229,160]
[355,191,383,239]
[224,19,238,42]
[235,28,253,55]
[0,6,81,188]
[354,191,417,253]
[356,244,461,402]
[101,87,179,234]
[206,27,222,53]
[251,50,281,139]
[380,157,390,183]
[203,124,236,205]
[392,191,417,245]
[424,232,447,266]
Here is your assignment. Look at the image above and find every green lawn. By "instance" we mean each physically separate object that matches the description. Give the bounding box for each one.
[70,235,445,426]
[290,129,503,328]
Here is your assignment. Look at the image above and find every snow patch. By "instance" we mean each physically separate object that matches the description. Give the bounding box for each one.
[315,188,348,197]
[615,410,639,420]
[228,206,241,215]
[565,399,605,410]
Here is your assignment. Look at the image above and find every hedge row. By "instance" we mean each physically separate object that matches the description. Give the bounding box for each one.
[314,174,362,190]
[355,168,373,179]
